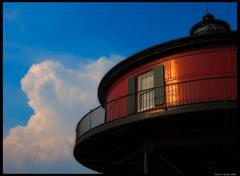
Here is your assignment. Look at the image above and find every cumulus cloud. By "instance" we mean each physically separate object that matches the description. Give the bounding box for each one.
[3,55,124,173]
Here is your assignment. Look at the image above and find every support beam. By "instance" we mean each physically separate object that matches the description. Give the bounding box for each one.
[144,142,149,174]
[153,151,184,175]
[105,148,141,167]
[144,148,148,174]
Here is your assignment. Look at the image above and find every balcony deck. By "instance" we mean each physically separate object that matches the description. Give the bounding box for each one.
[75,76,236,140]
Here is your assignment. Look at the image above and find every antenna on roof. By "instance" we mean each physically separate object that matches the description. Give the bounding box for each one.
[205,2,209,14]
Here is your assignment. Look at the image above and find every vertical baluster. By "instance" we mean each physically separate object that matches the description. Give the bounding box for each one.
[183,83,185,105]
[229,78,232,99]
[147,90,148,110]
[186,83,188,105]
[220,79,226,100]
[173,84,175,106]
[109,103,111,122]
[98,108,100,126]
[206,79,209,102]
[172,84,174,106]
[145,91,147,110]
[96,108,97,127]
[112,102,113,121]
[151,88,153,109]
[167,85,169,107]
[116,100,118,119]
[193,81,196,103]
[170,85,172,107]
[230,78,232,99]
[178,84,180,106]
[171,84,174,106]
[102,106,104,124]
[118,98,120,119]
[148,89,150,110]
[89,113,91,131]
[97,108,99,126]
[223,78,225,100]
[123,96,124,117]
[144,91,146,111]
[102,107,104,123]
[209,79,214,101]
[146,90,148,110]
[213,79,215,101]
[120,97,122,117]
[146,91,147,111]
[122,96,124,117]
[116,100,117,119]
[181,83,183,106]
[94,109,96,127]
[118,99,120,119]
[105,103,108,123]
[217,79,219,101]
[165,85,168,108]
[184,83,186,105]
[93,110,95,128]
[233,78,235,99]
[210,79,212,101]
[174,84,176,105]
[179,83,181,105]
[216,79,218,101]
[110,102,111,121]
[125,96,127,115]
[231,78,234,99]
[189,82,191,104]
[172,85,174,107]
[215,79,218,101]
[121,97,123,118]
[218,79,220,101]
[143,91,145,111]
[214,79,216,101]
[92,110,94,128]
[99,107,101,125]
[153,87,155,110]
[150,89,152,110]
[143,92,146,110]
[200,80,202,103]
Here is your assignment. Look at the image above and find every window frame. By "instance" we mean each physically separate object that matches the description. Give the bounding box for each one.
[137,71,154,112]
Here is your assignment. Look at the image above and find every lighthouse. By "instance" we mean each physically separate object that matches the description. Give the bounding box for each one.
[74,14,237,174]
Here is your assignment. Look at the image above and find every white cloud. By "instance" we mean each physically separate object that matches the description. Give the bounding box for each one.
[3,55,124,173]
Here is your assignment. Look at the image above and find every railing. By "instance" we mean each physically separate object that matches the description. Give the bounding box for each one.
[76,76,236,140]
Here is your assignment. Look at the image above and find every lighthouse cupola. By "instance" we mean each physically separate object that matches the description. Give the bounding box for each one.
[190,13,231,36]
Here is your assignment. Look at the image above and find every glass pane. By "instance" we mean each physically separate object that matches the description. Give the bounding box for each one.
[138,71,154,111]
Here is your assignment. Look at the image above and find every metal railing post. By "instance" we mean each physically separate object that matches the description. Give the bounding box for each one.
[76,76,236,138]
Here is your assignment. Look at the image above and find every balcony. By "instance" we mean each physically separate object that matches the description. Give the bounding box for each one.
[76,76,236,141]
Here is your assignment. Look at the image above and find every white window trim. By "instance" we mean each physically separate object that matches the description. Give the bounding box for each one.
[138,71,154,112]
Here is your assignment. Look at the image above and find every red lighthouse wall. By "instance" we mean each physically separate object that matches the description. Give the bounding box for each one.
[105,43,237,122]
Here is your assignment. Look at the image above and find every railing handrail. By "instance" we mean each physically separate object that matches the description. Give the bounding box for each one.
[76,76,236,134]
[106,75,236,103]
[76,105,103,130]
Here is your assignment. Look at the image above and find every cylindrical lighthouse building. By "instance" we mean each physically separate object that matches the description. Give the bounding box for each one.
[74,14,237,174]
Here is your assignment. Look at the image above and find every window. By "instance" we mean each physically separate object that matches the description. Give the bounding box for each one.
[138,71,154,111]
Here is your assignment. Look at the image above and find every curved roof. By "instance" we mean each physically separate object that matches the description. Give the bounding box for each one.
[190,13,231,36]
[98,31,237,106]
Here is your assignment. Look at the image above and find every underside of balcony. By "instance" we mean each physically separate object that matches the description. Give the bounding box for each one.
[74,101,238,174]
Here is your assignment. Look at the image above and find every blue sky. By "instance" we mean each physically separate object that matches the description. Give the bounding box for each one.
[3,2,237,173]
